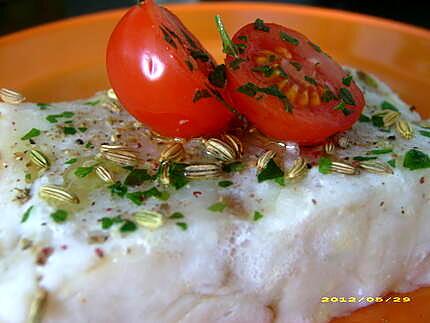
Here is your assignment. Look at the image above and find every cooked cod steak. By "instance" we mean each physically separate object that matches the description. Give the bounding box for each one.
[0,70,429,323]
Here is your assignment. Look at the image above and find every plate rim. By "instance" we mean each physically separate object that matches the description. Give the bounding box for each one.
[1,1,429,45]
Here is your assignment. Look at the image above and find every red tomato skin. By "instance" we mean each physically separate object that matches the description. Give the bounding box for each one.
[225,23,365,146]
[107,1,233,138]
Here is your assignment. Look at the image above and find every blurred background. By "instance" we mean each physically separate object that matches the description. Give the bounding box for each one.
[0,0,428,35]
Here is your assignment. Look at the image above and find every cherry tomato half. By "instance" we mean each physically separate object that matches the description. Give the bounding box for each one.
[107,0,233,138]
[224,19,365,145]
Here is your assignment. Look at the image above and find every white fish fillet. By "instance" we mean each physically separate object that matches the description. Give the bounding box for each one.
[0,70,429,323]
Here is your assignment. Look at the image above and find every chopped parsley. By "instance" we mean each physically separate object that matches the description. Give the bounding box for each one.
[176,222,188,231]
[290,61,302,71]
[419,130,430,138]
[124,169,152,186]
[119,220,137,233]
[109,181,128,197]
[253,211,264,221]
[222,162,245,173]
[100,215,123,230]
[126,187,168,206]
[257,158,284,183]
[21,128,41,140]
[304,75,318,86]
[342,75,353,86]
[21,205,34,223]
[254,18,270,32]
[74,166,94,178]
[318,157,332,174]
[51,209,68,223]
[321,89,336,103]
[185,59,194,71]
[387,159,396,168]
[353,156,378,161]
[333,102,352,116]
[280,31,299,45]
[237,82,292,112]
[37,103,51,110]
[208,64,227,88]
[85,141,94,149]
[229,58,247,70]
[359,114,371,122]
[85,100,100,106]
[126,191,145,205]
[193,89,212,103]
[403,149,430,170]
[46,111,74,123]
[190,49,209,62]
[252,65,274,77]
[308,41,322,53]
[381,101,399,112]
[238,35,248,42]
[235,43,247,54]
[169,212,184,219]
[218,180,234,188]
[78,127,87,133]
[368,148,393,155]
[63,127,77,135]
[169,163,189,190]
[338,87,355,105]
[208,202,227,212]
[237,82,259,97]
[371,114,385,128]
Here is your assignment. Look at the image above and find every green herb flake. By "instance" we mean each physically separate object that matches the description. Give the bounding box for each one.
[218,180,234,188]
[51,209,69,223]
[235,43,247,54]
[321,89,336,103]
[304,75,318,86]
[208,64,227,88]
[109,181,128,197]
[85,100,100,106]
[257,158,284,183]
[119,220,137,233]
[21,205,34,223]
[25,173,31,181]
[387,159,396,168]
[229,58,247,70]
[185,59,194,71]
[380,101,399,112]
[254,18,270,32]
[144,187,169,201]
[222,162,245,173]
[419,130,430,138]
[190,49,209,62]
[63,127,77,135]
[280,31,299,45]
[193,89,212,103]
[333,102,352,116]
[338,87,356,105]
[208,202,227,212]
[238,35,248,42]
[368,148,393,155]
[359,114,371,123]
[124,169,152,186]
[85,141,94,149]
[318,157,332,174]
[252,65,274,77]
[65,158,78,165]
[215,15,239,57]
[46,111,74,123]
[290,61,302,71]
[342,75,353,86]
[371,114,385,128]
[74,166,94,178]
[126,191,145,205]
[21,128,41,140]
[78,127,87,133]
[100,217,114,229]
[353,156,378,161]
[169,212,184,219]
[238,82,259,97]
[169,163,189,190]
[176,222,188,231]
[253,211,264,221]
[308,41,322,52]
[37,103,51,110]
[403,149,430,170]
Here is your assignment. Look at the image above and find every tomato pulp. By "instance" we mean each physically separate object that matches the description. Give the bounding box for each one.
[224,19,365,145]
[107,0,234,138]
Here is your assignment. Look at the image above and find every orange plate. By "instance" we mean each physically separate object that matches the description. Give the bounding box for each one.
[1,2,430,322]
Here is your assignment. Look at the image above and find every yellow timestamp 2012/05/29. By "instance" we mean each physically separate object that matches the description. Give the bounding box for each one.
[320,296,411,304]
